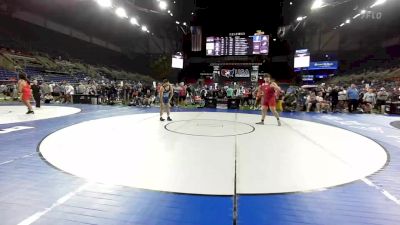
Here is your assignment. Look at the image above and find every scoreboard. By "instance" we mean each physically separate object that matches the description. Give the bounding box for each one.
[206,33,269,56]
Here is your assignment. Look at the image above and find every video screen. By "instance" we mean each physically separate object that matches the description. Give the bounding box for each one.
[294,49,310,68]
[172,55,183,69]
[252,35,269,55]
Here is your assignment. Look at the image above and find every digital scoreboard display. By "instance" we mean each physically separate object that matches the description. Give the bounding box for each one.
[206,33,269,56]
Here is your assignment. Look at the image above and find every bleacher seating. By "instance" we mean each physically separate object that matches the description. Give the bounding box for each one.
[0,67,90,84]
[74,72,88,81]
[0,68,17,81]
[43,73,75,83]
[25,66,43,77]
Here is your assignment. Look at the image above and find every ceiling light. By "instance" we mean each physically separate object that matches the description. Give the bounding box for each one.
[115,7,128,18]
[311,0,324,10]
[96,0,112,8]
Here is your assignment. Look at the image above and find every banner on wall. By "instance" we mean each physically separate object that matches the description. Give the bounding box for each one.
[220,68,250,78]
[308,61,338,70]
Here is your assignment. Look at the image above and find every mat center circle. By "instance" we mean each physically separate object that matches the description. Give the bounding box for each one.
[164,119,255,137]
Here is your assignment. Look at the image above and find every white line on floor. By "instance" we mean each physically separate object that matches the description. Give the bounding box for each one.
[16,182,91,225]
[0,160,13,166]
[361,178,400,205]
[0,153,35,166]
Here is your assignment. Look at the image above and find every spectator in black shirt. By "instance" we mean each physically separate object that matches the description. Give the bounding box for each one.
[31,80,41,108]
[330,86,339,112]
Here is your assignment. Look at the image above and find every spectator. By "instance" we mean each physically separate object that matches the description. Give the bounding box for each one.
[242,87,251,106]
[76,82,86,95]
[0,84,6,100]
[283,91,297,112]
[44,93,54,104]
[226,86,234,99]
[317,92,330,113]
[12,84,18,100]
[64,83,75,103]
[376,87,389,114]
[31,80,41,108]
[362,88,376,113]
[306,92,318,112]
[347,84,359,113]
[330,86,339,112]
[276,90,284,112]
[200,86,208,100]
[41,82,51,96]
[178,82,187,106]
[52,84,61,102]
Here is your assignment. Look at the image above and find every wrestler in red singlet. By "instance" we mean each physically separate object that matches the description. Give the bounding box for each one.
[256,74,281,126]
[21,82,32,102]
[260,82,276,108]
[18,72,34,114]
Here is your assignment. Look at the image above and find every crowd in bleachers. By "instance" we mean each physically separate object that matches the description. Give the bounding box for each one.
[282,60,400,114]
[2,73,400,115]
[1,42,400,114]
[289,61,400,114]
[282,81,400,114]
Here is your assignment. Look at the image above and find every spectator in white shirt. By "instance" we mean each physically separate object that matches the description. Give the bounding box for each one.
[376,87,389,114]
[338,88,348,112]
[362,88,376,113]
[64,83,74,103]
[306,92,318,112]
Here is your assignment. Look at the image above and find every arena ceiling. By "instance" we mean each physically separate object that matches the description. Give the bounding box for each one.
[3,0,195,47]
[193,0,283,36]
[284,0,400,32]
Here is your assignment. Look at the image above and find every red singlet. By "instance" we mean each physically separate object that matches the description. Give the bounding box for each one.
[260,83,276,107]
[21,82,32,101]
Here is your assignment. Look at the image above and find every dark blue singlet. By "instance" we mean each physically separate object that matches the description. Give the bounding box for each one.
[162,85,171,104]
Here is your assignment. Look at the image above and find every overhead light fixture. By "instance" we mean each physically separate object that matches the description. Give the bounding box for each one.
[176,21,180,24]
[361,9,367,14]
[191,12,194,15]
[141,25,148,32]
[130,17,139,26]
[346,19,351,23]
[183,22,187,26]
[115,7,128,18]
[290,2,293,5]
[96,0,112,8]
[159,1,168,10]
[170,13,173,16]
[340,23,345,27]
[311,0,324,10]
[353,13,361,19]
[371,0,386,8]
[297,16,307,22]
